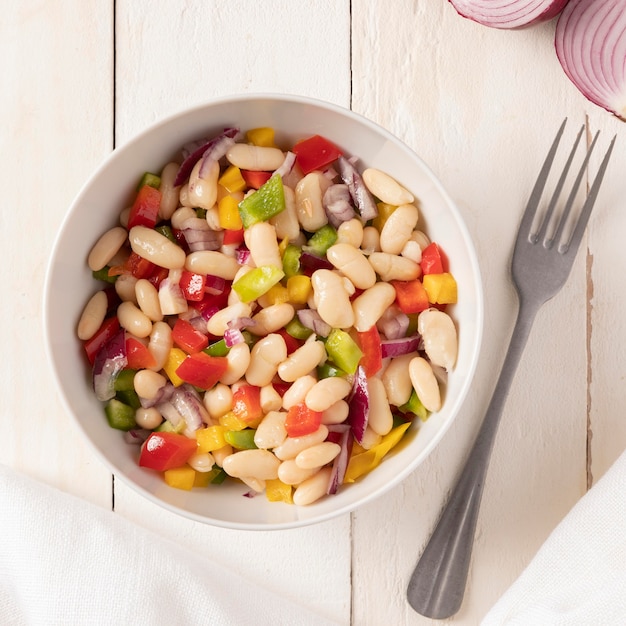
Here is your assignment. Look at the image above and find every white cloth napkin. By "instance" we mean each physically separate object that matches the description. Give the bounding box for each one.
[0,464,339,626]
[483,448,626,625]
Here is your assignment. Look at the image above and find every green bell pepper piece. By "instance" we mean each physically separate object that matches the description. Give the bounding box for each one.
[232,265,285,303]
[104,398,137,431]
[113,369,136,392]
[324,329,363,375]
[208,467,228,484]
[304,224,337,256]
[155,224,176,243]
[238,173,285,228]
[205,338,230,357]
[398,389,429,422]
[282,244,302,278]
[224,429,258,450]
[285,316,314,340]
[137,172,161,190]
[92,267,118,283]
[316,362,346,379]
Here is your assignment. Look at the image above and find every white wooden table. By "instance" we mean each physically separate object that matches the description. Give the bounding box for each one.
[3,2,625,624]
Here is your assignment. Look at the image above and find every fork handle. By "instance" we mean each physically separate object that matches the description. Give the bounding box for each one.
[407,298,540,619]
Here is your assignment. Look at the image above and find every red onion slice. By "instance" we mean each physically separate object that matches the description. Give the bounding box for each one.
[337,156,378,222]
[347,366,369,445]
[449,0,569,29]
[274,151,297,178]
[323,183,356,228]
[92,329,127,401]
[556,0,626,121]
[380,335,421,359]
[327,426,353,495]
[181,217,222,252]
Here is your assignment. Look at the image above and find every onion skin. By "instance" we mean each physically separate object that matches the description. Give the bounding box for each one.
[449,0,570,30]
[556,0,626,121]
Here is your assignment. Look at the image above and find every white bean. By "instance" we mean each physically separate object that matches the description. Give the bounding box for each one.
[273,425,329,461]
[117,301,152,338]
[311,269,354,329]
[270,185,300,241]
[417,309,458,371]
[247,303,294,336]
[305,377,352,412]
[135,279,163,322]
[114,274,138,303]
[360,226,380,254]
[203,383,233,418]
[382,353,415,407]
[282,375,317,410]
[170,206,196,231]
[278,341,326,382]
[133,369,166,400]
[260,384,283,413]
[278,460,318,485]
[254,411,288,450]
[187,452,215,473]
[408,356,441,412]
[321,400,349,425]
[206,302,252,336]
[129,226,186,269]
[147,321,173,371]
[188,159,219,210]
[295,172,329,232]
[360,426,382,450]
[244,222,281,269]
[379,204,420,255]
[222,449,280,480]
[88,226,128,271]
[368,252,420,282]
[246,334,287,387]
[292,467,332,506]
[219,342,251,385]
[135,407,163,430]
[362,168,414,205]
[295,442,341,470]
[366,377,393,436]
[336,218,364,248]
[158,162,181,220]
[212,444,233,467]
[351,282,397,332]
[185,250,240,279]
[77,291,108,341]
[226,143,285,171]
[326,243,377,290]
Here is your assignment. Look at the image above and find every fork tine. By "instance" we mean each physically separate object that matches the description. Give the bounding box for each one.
[537,124,585,247]
[559,133,617,254]
[522,118,568,244]
[550,130,600,249]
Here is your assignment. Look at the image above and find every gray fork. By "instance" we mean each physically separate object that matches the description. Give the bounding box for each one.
[406,119,616,620]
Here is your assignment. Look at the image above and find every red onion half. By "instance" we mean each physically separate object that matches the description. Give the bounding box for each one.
[556,0,626,121]
[449,0,569,29]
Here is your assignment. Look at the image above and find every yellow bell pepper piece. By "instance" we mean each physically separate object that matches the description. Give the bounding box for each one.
[218,195,243,230]
[219,411,249,432]
[196,425,228,453]
[422,272,458,304]
[246,127,276,147]
[164,465,196,491]
[219,165,247,193]
[163,348,187,387]
[265,478,293,504]
[372,202,397,232]
[343,421,412,483]
[278,237,290,255]
[287,275,312,305]
[264,283,291,306]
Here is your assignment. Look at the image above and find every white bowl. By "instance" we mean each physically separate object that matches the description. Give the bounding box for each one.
[44,94,483,530]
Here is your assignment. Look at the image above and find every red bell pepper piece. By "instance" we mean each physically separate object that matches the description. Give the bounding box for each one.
[83,316,120,364]
[172,318,209,354]
[275,328,303,355]
[231,385,263,424]
[272,382,291,397]
[139,432,197,471]
[292,135,343,175]
[285,403,323,438]
[357,325,383,377]
[127,184,162,230]
[175,352,228,390]
[126,336,157,369]
[391,279,430,314]
[108,251,157,280]
[222,228,245,245]
[146,266,169,289]
[179,270,206,302]
[420,242,447,275]
[241,169,272,190]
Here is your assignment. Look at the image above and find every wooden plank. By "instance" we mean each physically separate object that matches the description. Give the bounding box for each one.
[0,2,114,507]
[113,2,352,623]
[350,1,588,622]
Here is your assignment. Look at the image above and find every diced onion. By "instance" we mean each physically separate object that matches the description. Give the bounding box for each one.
[380,336,421,359]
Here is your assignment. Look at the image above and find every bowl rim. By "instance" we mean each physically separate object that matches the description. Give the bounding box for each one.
[43,92,484,530]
